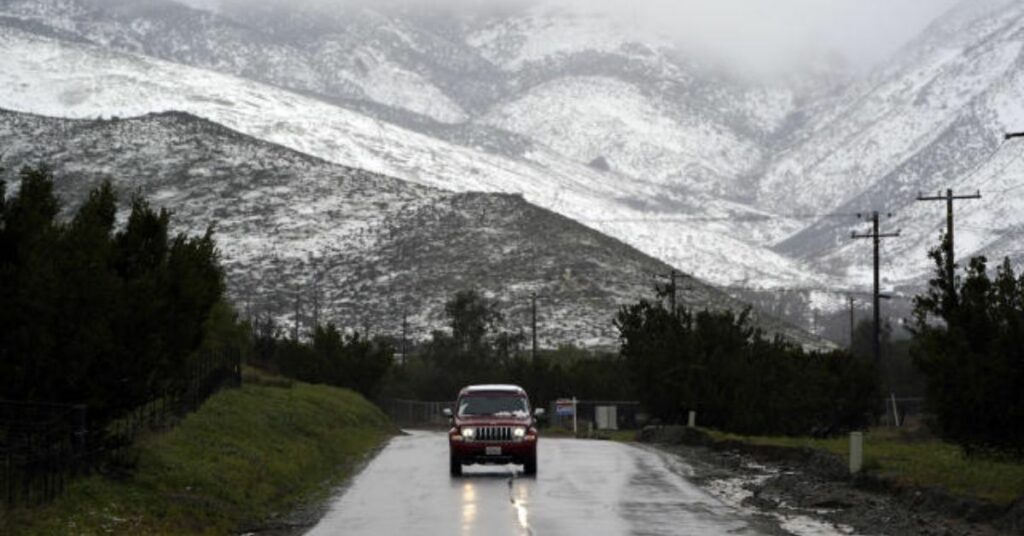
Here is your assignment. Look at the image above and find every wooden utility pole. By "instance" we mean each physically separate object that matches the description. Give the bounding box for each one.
[851,212,901,367]
[531,292,538,361]
[293,290,301,341]
[655,270,680,314]
[916,189,981,298]
[848,296,856,349]
[669,270,677,316]
[312,280,321,331]
[401,311,409,366]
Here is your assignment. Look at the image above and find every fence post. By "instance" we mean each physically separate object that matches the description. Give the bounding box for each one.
[849,432,864,474]
[5,450,11,506]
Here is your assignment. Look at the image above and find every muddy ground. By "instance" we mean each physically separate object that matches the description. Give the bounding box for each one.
[640,426,1024,536]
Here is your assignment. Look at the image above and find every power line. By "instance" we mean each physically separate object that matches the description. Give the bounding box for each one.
[581,212,859,224]
[950,139,1014,192]
[642,270,915,302]
[717,285,915,302]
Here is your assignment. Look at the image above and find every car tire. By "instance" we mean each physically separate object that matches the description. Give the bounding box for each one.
[523,455,537,476]
[450,455,462,477]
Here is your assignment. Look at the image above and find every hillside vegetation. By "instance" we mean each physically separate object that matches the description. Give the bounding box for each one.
[3,370,396,536]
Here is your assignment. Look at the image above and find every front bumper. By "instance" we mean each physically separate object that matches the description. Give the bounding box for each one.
[450,440,536,465]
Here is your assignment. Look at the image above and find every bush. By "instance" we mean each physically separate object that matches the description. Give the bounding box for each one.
[249,321,394,400]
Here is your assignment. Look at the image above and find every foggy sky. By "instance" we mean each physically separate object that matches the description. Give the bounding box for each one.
[186,0,967,73]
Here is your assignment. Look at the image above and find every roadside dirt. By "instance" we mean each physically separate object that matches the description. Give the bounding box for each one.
[639,426,1024,536]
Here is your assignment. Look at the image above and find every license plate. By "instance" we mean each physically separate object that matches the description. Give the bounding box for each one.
[485,446,502,456]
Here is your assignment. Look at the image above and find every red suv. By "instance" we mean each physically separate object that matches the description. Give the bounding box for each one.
[444,384,543,476]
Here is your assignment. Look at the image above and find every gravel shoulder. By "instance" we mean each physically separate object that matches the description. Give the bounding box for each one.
[638,427,1024,536]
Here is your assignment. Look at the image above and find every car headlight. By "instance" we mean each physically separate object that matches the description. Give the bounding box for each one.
[461,427,476,440]
[513,427,526,439]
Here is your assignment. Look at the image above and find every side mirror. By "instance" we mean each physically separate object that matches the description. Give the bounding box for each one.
[533,408,545,417]
[443,408,452,418]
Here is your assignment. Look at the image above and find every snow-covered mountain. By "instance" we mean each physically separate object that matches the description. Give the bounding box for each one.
[0,0,1022,340]
[0,13,825,293]
[767,0,1024,288]
[0,108,825,349]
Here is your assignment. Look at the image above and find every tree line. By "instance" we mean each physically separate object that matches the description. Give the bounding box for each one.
[378,287,878,439]
[615,299,879,435]
[379,289,633,407]
[0,165,239,425]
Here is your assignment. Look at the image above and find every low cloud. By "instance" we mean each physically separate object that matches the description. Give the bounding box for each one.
[187,0,965,72]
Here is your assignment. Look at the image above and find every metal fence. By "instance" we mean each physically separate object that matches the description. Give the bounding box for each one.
[0,349,241,508]
[384,399,454,429]
[0,401,82,506]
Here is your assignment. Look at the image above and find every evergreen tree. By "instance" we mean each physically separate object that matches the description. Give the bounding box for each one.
[0,165,230,426]
[911,241,1024,454]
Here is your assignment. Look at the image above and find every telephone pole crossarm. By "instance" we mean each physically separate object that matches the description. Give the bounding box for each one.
[916,189,982,298]
[851,231,901,239]
[1005,132,1024,141]
[916,192,982,202]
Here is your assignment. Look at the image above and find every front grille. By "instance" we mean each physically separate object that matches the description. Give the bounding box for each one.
[474,426,513,442]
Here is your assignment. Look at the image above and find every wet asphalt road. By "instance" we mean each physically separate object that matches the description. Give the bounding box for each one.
[304,430,777,536]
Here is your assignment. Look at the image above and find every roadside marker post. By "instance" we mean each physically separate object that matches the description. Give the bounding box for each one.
[572,397,578,435]
[849,432,864,475]
[687,411,696,428]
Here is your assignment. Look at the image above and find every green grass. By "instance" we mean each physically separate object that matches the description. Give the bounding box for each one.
[3,369,396,535]
[706,428,1024,505]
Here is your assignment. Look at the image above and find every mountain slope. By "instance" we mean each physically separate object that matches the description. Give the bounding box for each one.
[768,0,1024,287]
[0,21,828,292]
[0,108,826,348]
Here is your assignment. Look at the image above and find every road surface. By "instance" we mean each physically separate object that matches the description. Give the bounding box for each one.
[305,430,783,536]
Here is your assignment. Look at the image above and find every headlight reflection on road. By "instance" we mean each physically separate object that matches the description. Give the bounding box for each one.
[511,480,531,534]
[461,482,477,534]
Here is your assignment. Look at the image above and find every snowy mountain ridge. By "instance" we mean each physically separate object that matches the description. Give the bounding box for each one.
[0,0,1022,339]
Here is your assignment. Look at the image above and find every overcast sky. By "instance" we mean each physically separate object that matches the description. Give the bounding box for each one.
[572,0,966,72]
[192,0,968,72]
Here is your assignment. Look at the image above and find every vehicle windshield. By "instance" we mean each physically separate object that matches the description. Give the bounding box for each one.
[458,395,529,417]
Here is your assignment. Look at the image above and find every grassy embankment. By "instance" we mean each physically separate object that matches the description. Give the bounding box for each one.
[3,369,397,535]
[706,427,1024,505]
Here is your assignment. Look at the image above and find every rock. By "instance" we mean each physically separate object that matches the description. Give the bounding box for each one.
[587,156,611,172]
[806,494,854,510]
[742,494,778,511]
[993,497,1024,533]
